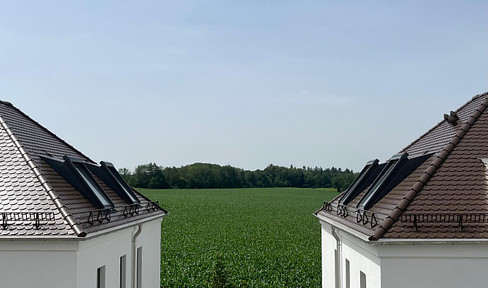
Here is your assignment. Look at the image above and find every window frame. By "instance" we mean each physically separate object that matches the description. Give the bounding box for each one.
[87,161,140,205]
[357,153,407,210]
[120,255,127,288]
[360,271,366,288]
[97,266,106,288]
[339,159,379,205]
[72,162,113,208]
[137,246,143,288]
[41,155,114,209]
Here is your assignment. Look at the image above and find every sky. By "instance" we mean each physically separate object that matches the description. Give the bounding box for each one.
[0,1,486,172]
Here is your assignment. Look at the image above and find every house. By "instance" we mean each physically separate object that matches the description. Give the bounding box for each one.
[315,92,488,288]
[0,101,167,288]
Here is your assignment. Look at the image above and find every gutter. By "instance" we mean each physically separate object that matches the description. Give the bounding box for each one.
[372,238,488,245]
[85,213,166,239]
[132,223,143,288]
[316,213,371,242]
[331,226,342,288]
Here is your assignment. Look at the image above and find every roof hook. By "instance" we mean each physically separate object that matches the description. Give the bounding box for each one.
[443,111,459,126]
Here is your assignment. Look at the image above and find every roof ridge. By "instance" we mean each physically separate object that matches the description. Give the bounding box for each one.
[0,115,85,237]
[400,91,488,153]
[0,101,96,163]
[370,96,488,240]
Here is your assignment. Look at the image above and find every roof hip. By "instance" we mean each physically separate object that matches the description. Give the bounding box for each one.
[370,96,488,240]
[0,115,85,237]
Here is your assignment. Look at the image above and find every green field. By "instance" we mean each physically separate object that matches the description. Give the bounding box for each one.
[139,187,337,288]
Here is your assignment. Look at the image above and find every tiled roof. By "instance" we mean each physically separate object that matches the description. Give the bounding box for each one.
[0,101,166,238]
[316,92,488,240]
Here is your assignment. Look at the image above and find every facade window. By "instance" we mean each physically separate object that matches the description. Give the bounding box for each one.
[345,259,350,288]
[120,255,126,288]
[360,271,366,288]
[97,266,106,288]
[137,247,143,288]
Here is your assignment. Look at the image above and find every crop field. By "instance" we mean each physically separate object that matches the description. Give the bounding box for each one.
[139,187,338,288]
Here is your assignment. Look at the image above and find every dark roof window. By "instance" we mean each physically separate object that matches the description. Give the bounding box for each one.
[73,162,113,208]
[358,152,432,210]
[87,161,140,205]
[42,156,114,209]
[339,159,383,205]
[358,153,408,210]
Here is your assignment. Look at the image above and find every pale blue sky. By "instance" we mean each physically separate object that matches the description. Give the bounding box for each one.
[0,1,486,172]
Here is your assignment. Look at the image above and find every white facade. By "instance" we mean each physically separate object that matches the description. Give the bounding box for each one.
[320,219,488,288]
[0,217,162,288]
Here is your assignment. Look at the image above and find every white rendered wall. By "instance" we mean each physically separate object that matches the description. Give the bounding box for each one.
[134,218,162,288]
[341,229,381,288]
[379,243,488,288]
[0,217,162,288]
[321,222,336,288]
[320,218,488,288]
[320,221,381,288]
[77,217,163,288]
[0,240,77,288]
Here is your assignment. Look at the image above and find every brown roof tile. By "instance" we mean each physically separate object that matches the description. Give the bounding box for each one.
[0,101,166,238]
[316,92,488,240]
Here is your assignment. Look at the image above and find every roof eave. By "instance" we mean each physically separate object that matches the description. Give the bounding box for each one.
[372,238,488,245]
[315,211,371,242]
[82,211,167,239]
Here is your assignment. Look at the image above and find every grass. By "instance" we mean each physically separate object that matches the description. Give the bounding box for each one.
[139,187,338,288]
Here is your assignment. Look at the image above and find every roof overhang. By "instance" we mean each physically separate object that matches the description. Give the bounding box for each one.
[316,211,488,245]
[372,238,488,245]
[0,212,167,241]
[84,212,167,240]
[315,211,371,242]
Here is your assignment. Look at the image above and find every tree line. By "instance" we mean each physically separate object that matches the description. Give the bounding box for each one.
[118,163,357,192]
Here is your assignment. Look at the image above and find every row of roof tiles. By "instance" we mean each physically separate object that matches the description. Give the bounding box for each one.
[317,92,488,240]
[0,101,166,238]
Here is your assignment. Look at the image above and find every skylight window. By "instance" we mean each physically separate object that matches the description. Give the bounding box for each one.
[87,161,140,205]
[353,152,433,210]
[73,163,113,208]
[358,153,408,210]
[108,166,138,203]
[41,155,114,209]
[339,159,380,205]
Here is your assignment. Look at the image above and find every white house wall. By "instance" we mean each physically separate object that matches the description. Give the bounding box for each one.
[0,217,162,288]
[322,221,336,287]
[378,243,488,288]
[341,229,381,288]
[134,217,162,288]
[77,217,163,288]
[320,218,488,288]
[0,240,77,288]
[320,221,382,288]
[77,226,132,288]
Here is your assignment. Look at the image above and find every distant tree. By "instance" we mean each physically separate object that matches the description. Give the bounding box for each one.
[121,162,356,190]
[133,163,169,189]
[118,168,131,181]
